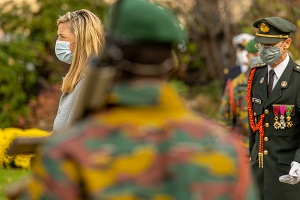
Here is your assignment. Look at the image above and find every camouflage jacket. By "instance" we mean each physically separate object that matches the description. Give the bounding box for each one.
[19,81,258,200]
[218,72,249,146]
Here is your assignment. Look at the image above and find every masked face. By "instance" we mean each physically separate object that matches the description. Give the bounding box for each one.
[258,42,284,66]
[236,49,249,65]
[55,40,74,64]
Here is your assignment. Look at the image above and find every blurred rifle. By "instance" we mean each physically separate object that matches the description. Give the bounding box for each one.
[6,137,48,156]
[72,56,118,123]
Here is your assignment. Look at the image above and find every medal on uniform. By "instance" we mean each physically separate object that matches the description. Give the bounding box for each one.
[286,105,293,128]
[279,106,286,129]
[273,105,280,129]
[260,77,264,84]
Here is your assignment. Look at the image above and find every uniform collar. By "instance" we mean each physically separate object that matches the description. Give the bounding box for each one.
[268,55,289,80]
[108,80,186,110]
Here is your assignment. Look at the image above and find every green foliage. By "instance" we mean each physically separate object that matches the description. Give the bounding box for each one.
[187,80,222,120]
[0,168,29,199]
[0,7,38,127]
[0,0,108,128]
[168,79,188,97]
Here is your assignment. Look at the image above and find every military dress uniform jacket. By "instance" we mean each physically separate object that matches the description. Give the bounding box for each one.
[249,58,300,200]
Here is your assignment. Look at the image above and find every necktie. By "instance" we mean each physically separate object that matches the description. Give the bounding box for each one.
[268,69,275,96]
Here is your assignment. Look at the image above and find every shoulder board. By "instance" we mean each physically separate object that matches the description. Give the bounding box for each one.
[252,63,267,68]
[294,65,300,72]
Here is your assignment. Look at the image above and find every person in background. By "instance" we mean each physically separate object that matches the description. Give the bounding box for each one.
[247,16,300,200]
[7,0,259,199]
[219,39,262,148]
[222,33,254,93]
[53,9,105,133]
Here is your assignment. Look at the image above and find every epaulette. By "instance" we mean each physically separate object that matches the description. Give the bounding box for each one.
[253,63,267,68]
[294,65,300,72]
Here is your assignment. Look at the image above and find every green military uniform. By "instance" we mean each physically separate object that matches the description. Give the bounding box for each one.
[219,72,249,145]
[219,39,260,147]
[248,17,300,200]
[11,0,259,199]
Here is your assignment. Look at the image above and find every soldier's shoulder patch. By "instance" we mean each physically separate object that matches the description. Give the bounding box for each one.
[253,63,267,68]
[294,65,300,72]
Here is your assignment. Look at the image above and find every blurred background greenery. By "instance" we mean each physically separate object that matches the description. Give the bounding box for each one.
[1,0,300,130]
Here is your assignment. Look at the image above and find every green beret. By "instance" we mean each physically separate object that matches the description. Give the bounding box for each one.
[107,0,186,44]
[245,39,258,53]
[253,17,296,44]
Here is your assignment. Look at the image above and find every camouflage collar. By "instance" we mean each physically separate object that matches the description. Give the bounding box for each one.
[107,81,185,109]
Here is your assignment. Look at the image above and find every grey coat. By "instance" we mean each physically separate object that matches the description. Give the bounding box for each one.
[53,77,85,132]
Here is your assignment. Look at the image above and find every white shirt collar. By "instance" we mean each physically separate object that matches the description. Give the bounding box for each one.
[268,55,289,81]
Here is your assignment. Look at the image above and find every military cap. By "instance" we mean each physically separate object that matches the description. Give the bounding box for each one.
[245,39,258,53]
[107,0,186,44]
[253,17,296,44]
[232,33,254,48]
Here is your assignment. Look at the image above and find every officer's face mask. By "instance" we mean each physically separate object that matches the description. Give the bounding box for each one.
[257,41,284,66]
[55,40,74,64]
[249,55,262,69]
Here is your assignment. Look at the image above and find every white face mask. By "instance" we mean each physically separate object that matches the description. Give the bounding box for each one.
[55,40,74,64]
[236,49,249,65]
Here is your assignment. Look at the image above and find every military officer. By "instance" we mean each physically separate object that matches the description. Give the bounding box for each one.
[247,17,300,200]
[6,0,259,199]
[222,33,254,93]
[219,39,261,148]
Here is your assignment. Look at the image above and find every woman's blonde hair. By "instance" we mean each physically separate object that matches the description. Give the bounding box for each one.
[57,9,105,93]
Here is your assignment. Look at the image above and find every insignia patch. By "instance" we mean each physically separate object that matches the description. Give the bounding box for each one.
[281,81,288,87]
[260,77,264,83]
[254,63,266,68]
[260,22,270,33]
[252,97,261,104]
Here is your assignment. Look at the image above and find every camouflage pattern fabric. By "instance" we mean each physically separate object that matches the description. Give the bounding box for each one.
[19,82,258,200]
[219,72,249,147]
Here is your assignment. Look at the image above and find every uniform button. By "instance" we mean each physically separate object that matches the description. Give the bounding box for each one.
[264,109,269,114]
[264,150,268,155]
[254,112,257,116]
[265,123,269,128]
[264,137,269,142]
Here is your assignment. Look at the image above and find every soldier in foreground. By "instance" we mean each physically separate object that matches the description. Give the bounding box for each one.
[247,17,300,200]
[7,0,259,199]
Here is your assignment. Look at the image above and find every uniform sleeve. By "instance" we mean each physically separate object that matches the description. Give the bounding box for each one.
[166,124,259,200]
[248,88,256,155]
[19,147,82,199]
[66,78,85,128]
[218,80,234,128]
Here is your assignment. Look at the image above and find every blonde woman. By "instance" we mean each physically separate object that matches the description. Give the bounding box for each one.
[53,9,105,132]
